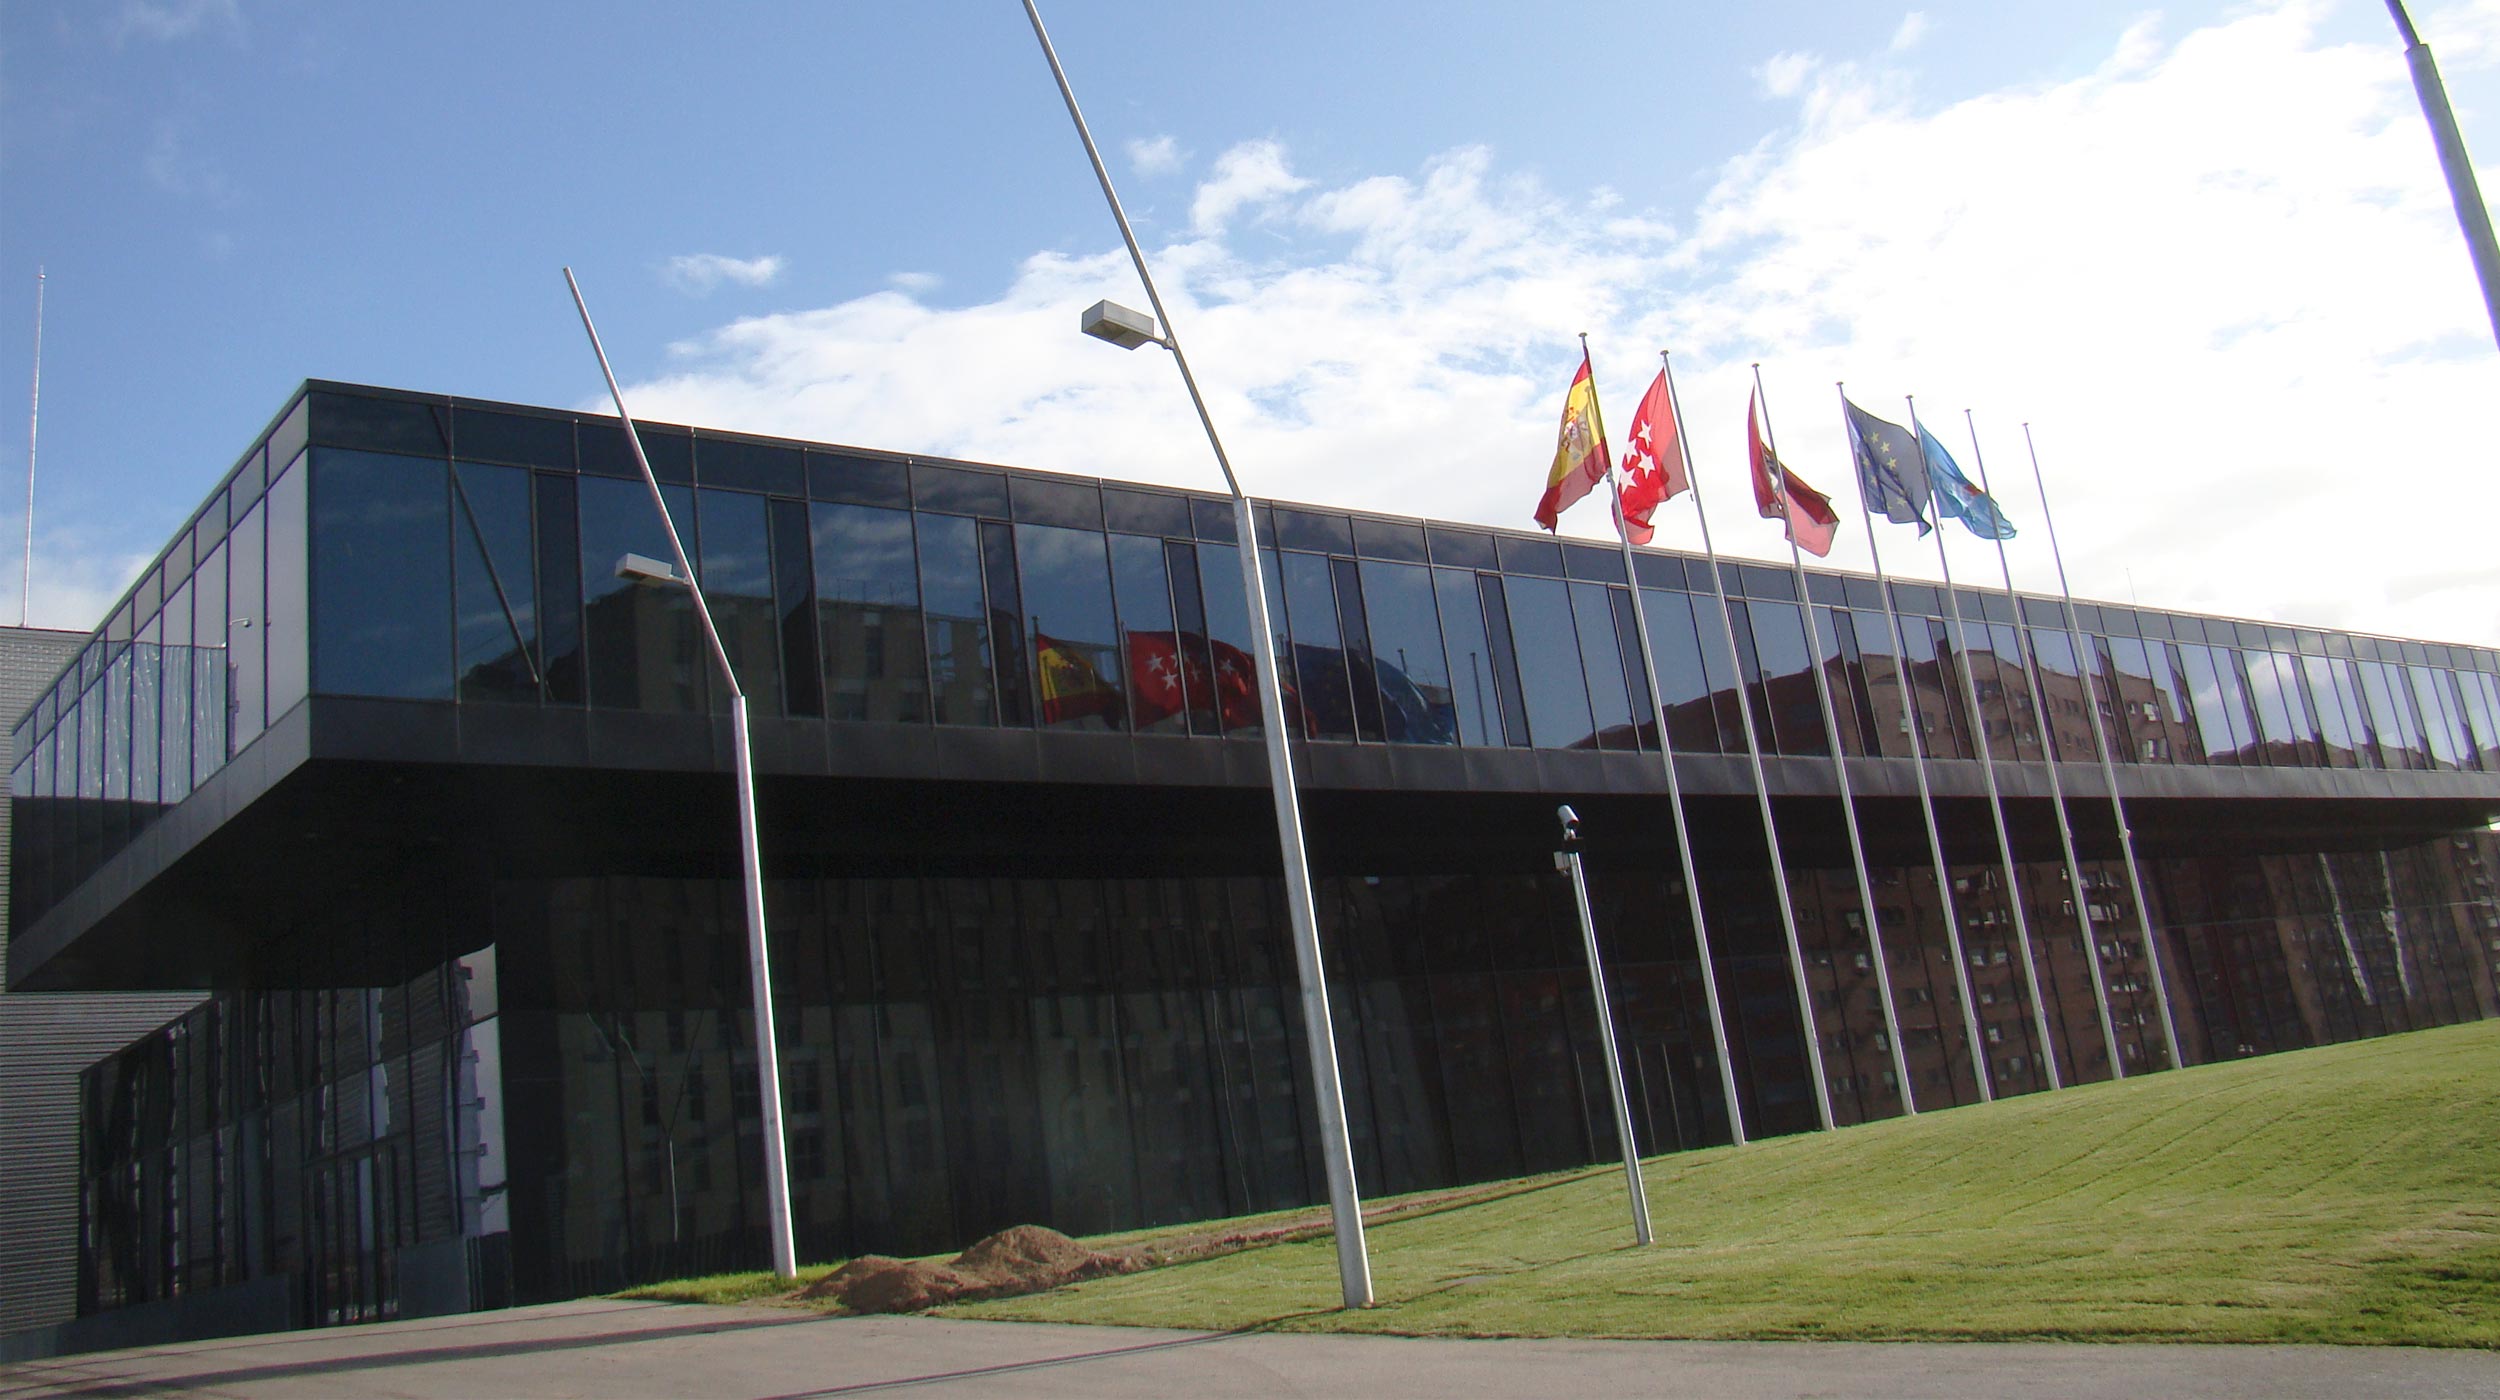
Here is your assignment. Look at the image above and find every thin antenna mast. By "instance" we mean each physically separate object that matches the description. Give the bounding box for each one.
[23,267,44,627]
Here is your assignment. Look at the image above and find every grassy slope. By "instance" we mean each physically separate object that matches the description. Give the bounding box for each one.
[945,1019,2500,1345]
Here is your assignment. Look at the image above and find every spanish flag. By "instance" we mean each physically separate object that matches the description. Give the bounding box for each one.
[1532,352,1610,532]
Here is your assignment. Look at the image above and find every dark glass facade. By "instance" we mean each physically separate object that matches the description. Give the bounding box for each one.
[13,383,2500,1337]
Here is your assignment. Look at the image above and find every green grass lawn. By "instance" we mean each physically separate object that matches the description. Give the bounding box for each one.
[937,1019,2500,1345]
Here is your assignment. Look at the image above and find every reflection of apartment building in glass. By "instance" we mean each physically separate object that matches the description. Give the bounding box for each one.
[9,382,2500,1349]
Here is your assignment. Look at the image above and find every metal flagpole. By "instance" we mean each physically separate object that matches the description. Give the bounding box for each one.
[1752,366,1915,1114]
[1906,396,2063,1092]
[2019,423,2187,1069]
[22,266,43,626]
[1663,358,1835,1132]
[1605,347,1746,1146]
[1960,411,2123,1080]
[2386,1,2500,350]
[564,267,797,1277]
[1837,384,1993,1103]
[1021,0,1371,1308]
[1557,805,1654,1244]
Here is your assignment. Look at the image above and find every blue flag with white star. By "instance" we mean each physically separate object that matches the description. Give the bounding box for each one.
[1917,424,2018,540]
[1843,398,1931,534]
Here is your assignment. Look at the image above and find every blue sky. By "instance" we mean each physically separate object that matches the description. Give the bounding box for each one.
[5,0,2498,643]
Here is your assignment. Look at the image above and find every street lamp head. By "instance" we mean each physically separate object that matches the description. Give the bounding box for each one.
[615,552,684,586]
[1081,299,1163,350]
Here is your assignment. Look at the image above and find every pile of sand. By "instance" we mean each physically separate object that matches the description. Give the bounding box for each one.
[799,1225,1143,1314]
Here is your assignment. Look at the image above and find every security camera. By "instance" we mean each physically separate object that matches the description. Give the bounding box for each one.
[1557,804,1581,845]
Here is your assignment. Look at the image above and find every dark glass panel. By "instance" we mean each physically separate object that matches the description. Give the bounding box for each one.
[1273,508,1352,556]
[1108,534,1185,734]
[265,461,309,720]
[1475,575,1532,747]
[1195,543,1265,736]
[2239,651,2297,764]
[1898,615,1970,759]
[1738,564,1796,602]
[2301,654,2361,768]
[451,408,573,470]
[534,473,585,705]
[1744,599,1826,756]
[1605,590,1656,751]
[2408,666,2469,771]
[1359,561,1456,745]
[1427,527,1498,570]
[196,486,231,554]
[578,420,692,483]
[811,502,929,724]
[230,499,267,750]
[2147,640,2205,764]
[2107,637,2169,763]
[2269,652,2323,766]
[698,489,786,711]
[1278,552,1352,740]
[807,452,910,507]
[578,476,701,713]
[1351,516,1427,563]
[914,464,1009,517]
[452,462,541,705]
[1430,567,1499,746]
[191,542,229,782]
[1569,582,1636,749]
[2210,650,2265,765]
[129,623,160,827]
[981,522,1033,726]
[1633,552,1686,590]
[1010,476,1104,532]
[1499,576,1595,750]
[1846,605,1915,758]
[769,499,823,717]
[1190,496,1238,543]
[1329,557,1387,741]
[160,581,193,807]
[1638,587,1720,753]
[308,392,447,457]
[1562,543,1626,584]
[1816,607,1871,757]
[1103,488,1191,538]
[1986,622,2042,762]
[1494,535,1565,578]
[696,436,803,496]
[2178,645,2250,765]
[309,450,451,702]
[230,444,268,511]
[1162,541,1217,734]
[1805,573,1847,605]
[2455,669,2500,770]
[915,513,994,726]
[2029,628,2092,763]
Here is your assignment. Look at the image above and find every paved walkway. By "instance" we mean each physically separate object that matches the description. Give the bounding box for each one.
[3,1299,2495,1398]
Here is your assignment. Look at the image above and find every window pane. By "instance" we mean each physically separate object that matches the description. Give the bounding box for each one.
[1570,582,1636,750]
[1017,523,1124,732]
[160,581,193,806]
[2407,666,2467,770]
[266,459,308,719]
[983,522,1033,726]
[311,449,452,702]
[1359,560,1456,745]
[1501,576,1595,750]
[1902,615,1972,760]
[2457,670,2500,770]
[535,473,585,705]
[2178,645,2246,765]
[453,462,540,704]
[2269,653,2321,766]
[1988,622,2042,762]
[2239,650,2296,763]
[769,499,822,718]
[812,501,928,724]
[2301,655,2359,768]
[578,476,700,713]
[193,541,229,783]
[2030,629,2091,763]
[1108,534,1184,734]
[1847,606,1915,758]
[1197,544,1266,737]
[229,500,268,753]
[1331,557,1387,741]
[131,621,160,817]
[2354,660,2419,769]
[1433,567,1500,747]
[697,489,784,712]
[1638,587,1720,754]
[1279,552,1352,741]
[915,512,993,726]
[1744,599,1826,757]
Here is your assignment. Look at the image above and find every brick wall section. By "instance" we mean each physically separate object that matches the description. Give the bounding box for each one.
[0,626,203,1336]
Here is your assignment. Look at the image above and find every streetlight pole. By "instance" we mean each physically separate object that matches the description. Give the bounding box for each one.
[1021,0,1372,1308]
[564,268,799,1279]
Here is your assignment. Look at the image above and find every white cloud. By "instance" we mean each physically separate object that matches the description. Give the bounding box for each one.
[1,528,158,634]
[617,2,2500,648]
[662,253,786,294]
[113,0,240,44]
[889,271,941,294]
[1190,140,1310,234]
[1758,51,1817,99]
[1890,11,1930,53]
[1128,134,1183,176]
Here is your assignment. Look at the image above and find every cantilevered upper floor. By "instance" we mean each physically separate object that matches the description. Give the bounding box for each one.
[11,381,2500,991]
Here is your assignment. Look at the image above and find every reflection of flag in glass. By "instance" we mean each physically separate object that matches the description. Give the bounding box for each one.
[1035,633,1124,726]
[1372,653,1458,744]
[1127,630,1268,731]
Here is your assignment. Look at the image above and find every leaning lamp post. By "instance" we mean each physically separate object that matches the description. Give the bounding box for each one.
[564,268,799,1279]
[1027,0,1373,1308]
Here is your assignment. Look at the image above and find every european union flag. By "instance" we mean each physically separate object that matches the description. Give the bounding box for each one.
[1917,424,2017,541]
[1843,398,1932,534]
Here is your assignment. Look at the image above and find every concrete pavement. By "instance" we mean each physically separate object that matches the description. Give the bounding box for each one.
[3,1298,2495,1399]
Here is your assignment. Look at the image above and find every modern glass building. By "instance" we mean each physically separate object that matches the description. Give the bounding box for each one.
[9,381,2498,1343]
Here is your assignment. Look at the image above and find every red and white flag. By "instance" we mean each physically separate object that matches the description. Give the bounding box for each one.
[1614,369,1689,546]
[1749,391,1839,558]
